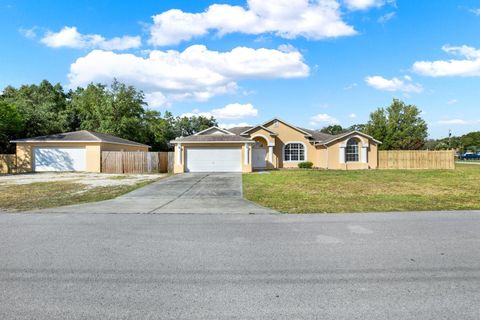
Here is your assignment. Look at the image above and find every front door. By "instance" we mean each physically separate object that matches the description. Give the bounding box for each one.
[252,143,266,169]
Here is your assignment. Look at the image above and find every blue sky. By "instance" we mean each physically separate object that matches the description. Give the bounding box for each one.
[1,0,479,138]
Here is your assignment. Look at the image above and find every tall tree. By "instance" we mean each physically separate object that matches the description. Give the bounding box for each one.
[174,115,217,137]
[0,101,24,153]
[365,99,428,150]
[320,125,345,135]
[1,80,68,138]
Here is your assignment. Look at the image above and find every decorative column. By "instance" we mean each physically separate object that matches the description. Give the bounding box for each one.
[176,143,182,165]
[361,144,369,163]
[244,143,249,165]
[339,145,346,163]
[268,144,274,163]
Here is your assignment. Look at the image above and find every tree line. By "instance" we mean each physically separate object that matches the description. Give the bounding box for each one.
[320,99,479,152]
[2,80,475,154]
[0,79,216,153]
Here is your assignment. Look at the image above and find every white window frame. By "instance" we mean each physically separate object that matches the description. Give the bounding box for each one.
[345,138,359,163]
[283,141,307,162]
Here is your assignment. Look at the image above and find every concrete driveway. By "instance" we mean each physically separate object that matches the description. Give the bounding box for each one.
[34,173,276,214]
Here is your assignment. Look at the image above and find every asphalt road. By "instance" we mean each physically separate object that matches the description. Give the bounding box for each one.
[1,211,480,319]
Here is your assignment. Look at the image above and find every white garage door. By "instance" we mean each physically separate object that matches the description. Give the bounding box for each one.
[33,147,86,172]
[186,148,242,172]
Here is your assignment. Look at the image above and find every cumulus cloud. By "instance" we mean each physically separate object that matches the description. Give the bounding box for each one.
[413,45,480,77]
[68,45,309,107]
[41,26,141,50]
[365,75,423,93]
[310,113,339,126]
[181,103,258,120]
[344,0,390,10]
[148,0,357,46]
[349,113,357,118]
[219,122,252,129]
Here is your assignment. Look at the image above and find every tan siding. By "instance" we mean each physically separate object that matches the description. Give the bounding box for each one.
[263,121,317,168]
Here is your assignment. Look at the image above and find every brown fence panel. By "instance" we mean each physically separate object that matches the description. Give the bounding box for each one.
[378,150,455,170]
[159,152,168,173]
[167,152,174,173]
[0,154,16,174]
[101,151,173,174]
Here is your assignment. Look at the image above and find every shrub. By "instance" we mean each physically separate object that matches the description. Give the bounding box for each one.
[298,161,313,169]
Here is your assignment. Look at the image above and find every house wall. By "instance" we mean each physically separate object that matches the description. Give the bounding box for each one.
[263,121,318,168]
[248,127,276,169]
[173,143,252,174]
[325,137,378,170]
[15,142,148,173]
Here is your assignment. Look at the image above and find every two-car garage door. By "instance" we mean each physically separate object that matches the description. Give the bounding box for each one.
[185,148,241,172]
[33,147,86,172]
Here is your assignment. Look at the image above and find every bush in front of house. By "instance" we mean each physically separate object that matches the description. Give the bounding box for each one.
[298,161,313,169]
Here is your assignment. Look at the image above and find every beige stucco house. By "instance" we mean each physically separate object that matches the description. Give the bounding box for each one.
[12,130,149,173]
[171,118,381,173]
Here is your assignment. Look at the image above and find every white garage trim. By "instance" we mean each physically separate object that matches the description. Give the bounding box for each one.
[33,147,86,172]
[185,147,242,172]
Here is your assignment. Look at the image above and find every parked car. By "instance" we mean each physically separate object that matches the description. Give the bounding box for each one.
[459,153,480,160]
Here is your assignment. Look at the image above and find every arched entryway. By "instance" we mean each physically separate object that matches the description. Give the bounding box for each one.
[252,136,268,169]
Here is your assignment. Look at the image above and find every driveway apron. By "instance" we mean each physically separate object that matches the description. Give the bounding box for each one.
[29,173,277,214]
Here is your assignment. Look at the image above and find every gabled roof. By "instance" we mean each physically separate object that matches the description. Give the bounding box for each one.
[170,134,254,143]
[226,126,253,135]
[239,125,278,136]
[261,118,313,137]
[314,130,382,145]
[11,130,150,147]
[194,126,234,135]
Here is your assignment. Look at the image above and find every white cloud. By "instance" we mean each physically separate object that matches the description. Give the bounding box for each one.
[470,8,480,16]
[145,92,170,108]
[181,103,258,120]
[349,113,357,118]
[219,122,252,129]
[378,12,395,23]
[437,119,468,125]
[310,113,339,126]
[365,75,423,93]
[148,0,357,46]
[344,0,389,10]
[68,45,309,107]
[447,99,458,105]
[19,26,38,39]
[41,26,141,50]
[211,103,258,119]
[413,45,480,77]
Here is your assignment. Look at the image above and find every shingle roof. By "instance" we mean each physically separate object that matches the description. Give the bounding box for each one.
[11,130,150,147]
[226,126,253,135]
[171,134,254,143]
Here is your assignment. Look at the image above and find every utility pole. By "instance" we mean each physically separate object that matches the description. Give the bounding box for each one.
[448,129,452,150]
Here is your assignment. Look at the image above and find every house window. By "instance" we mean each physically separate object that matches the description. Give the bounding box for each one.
[345,139,359,162]
[284,143,305,162]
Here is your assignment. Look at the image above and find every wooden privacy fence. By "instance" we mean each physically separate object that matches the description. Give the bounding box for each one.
[378,150,455,170]
[101,151,173,174]
[0,154,16,174]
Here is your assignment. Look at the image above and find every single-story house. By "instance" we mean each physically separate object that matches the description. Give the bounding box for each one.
[170,118,381,173]
[11,130,149,172]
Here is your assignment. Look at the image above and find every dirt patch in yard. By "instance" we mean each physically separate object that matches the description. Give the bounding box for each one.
[0,173,166,212]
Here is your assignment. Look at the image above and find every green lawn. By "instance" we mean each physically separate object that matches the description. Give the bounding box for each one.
[0,180,157,212]
[243,165,480,213]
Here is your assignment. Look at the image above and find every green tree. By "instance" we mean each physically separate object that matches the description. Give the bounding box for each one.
[320,125,345,135]
[69,79,146,142]
[0,101,24,153]
[174,115,217,137]
[1,80,68,138]
[365,99,428,150]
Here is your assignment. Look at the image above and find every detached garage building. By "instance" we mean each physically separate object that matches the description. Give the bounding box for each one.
[12,130,149,173]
